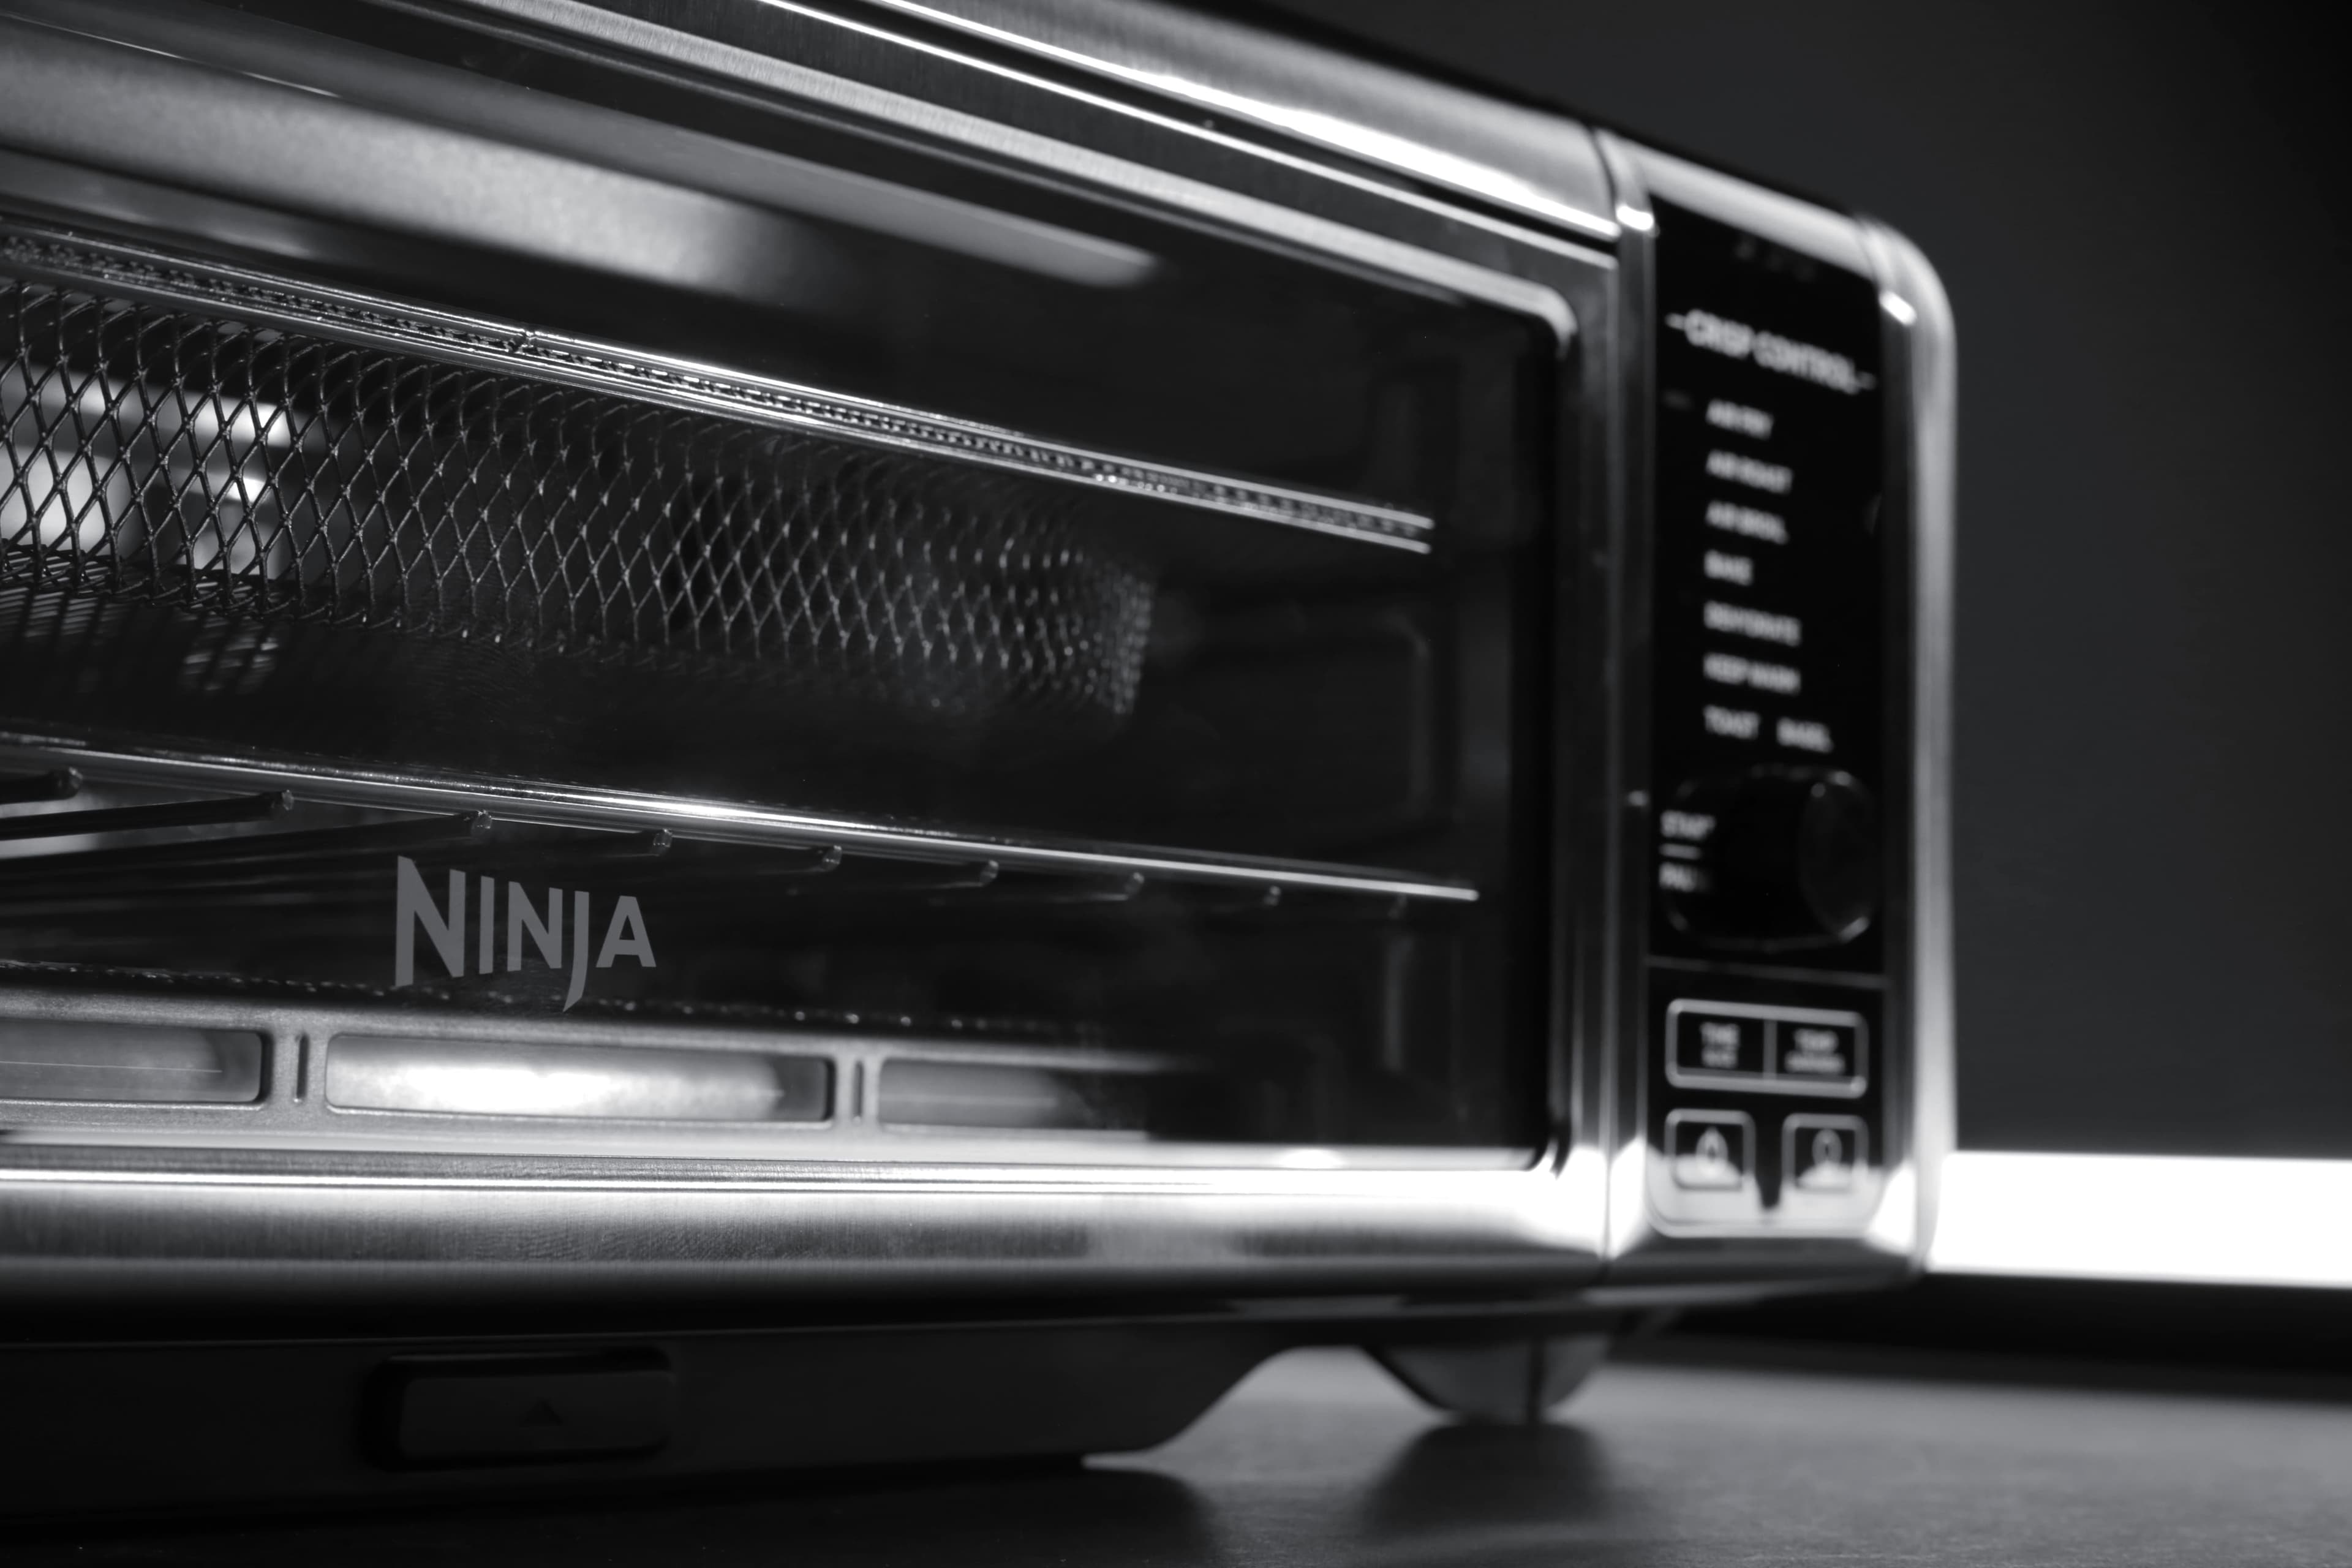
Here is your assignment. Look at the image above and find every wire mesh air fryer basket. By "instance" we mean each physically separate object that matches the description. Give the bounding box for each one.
[0,276,1157,742]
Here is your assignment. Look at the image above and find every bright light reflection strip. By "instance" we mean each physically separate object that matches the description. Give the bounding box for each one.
[1929,1151,2352,1290]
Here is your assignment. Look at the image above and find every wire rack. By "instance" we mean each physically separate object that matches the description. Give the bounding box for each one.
[0,276,1157,737]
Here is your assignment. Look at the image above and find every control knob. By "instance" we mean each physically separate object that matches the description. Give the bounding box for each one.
[1659,767,1879,948]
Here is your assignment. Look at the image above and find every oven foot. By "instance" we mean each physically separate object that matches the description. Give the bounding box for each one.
[1370,1332,1616,1423]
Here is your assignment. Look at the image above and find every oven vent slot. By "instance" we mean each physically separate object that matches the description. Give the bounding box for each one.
[0,1016,263,1104]
[325,1035,831,1123]
[873,1055,1202,1134]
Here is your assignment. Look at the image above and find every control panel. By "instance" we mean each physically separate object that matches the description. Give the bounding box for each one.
[1643,200,1892,1231]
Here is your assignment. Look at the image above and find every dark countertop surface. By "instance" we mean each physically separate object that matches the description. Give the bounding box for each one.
[24,1343,2352,1565]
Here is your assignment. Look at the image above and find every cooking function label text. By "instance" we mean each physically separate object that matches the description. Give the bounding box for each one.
[1647,203,1887,967]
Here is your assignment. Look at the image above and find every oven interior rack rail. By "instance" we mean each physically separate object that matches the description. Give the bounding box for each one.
[0,760,1471,924]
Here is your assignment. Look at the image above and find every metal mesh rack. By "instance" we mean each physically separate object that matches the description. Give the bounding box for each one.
[0,274,1157,737]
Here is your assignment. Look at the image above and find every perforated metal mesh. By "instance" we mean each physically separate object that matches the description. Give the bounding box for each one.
[0,277,1156,731]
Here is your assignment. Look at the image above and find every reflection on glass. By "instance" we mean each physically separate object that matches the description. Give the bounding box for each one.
[328,1036,830,1122]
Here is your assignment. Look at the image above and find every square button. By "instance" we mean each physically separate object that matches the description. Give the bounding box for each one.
[1668,1004,1768,1084]
[1784,1115,1868,1194]
[1665,1110,1752,1190]
[1776,1018,1864,1090]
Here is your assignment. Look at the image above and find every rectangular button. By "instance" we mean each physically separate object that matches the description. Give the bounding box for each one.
[1665,1109,1752,1190]
[1667,1003,1768,1085]
[388,1356,674,1465]
[1784,1114,1868,1194]
[1776,1019,1864,1090]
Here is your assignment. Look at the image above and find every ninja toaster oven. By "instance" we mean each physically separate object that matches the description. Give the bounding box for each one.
[0,0,1952,1510]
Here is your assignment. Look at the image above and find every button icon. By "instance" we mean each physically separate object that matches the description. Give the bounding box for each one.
[1784,1115,1867,1195]
[1665,1110,1753,1190]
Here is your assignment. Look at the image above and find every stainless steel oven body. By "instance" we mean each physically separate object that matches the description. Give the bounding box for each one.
[0,0,1953,1508]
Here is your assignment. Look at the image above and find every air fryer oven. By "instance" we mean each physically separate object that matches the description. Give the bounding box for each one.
[0,0,1953,1512]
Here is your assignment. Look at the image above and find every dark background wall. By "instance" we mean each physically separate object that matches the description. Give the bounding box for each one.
[1243,0,2352,1156]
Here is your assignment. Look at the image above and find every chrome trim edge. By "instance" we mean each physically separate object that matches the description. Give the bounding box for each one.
[1591,130,1654,1272]
[859,0,1621,241]
[448,0,1586,344]
[0,1163,1603,1298]
[1861,215,1958,1265]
